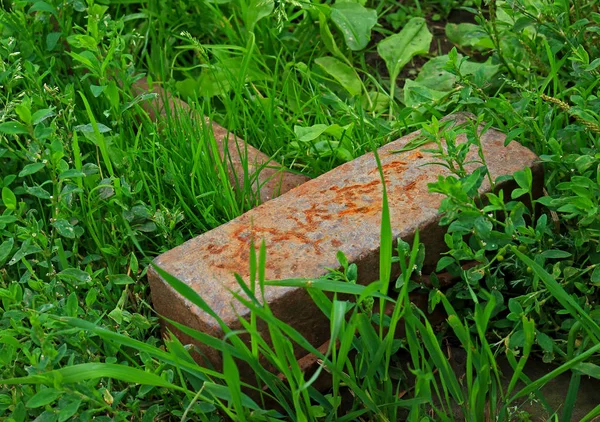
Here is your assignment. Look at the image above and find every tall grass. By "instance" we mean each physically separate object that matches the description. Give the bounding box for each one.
[4,135,600,420]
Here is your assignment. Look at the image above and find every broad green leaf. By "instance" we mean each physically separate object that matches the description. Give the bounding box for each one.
[26,388,63,408]
[74,122,112,134]
[508,298,523,315]
[2,187,17,210]
[57,268,92,284]
[175,78,198,100]
[25,185,51,199]
[294,123,351,142]
[511,188,529,199]
[68,51,97,69]
[330,3,377,51]
[403,79,447,108]
[106,81,120,110]
[59,169,86,179]
[15,104,31,125]
[53,219,77,239]
[46,32,61,51]
[0,238,14,263]
[314,56,362,96]
[540,249,571,259]
[294,124,330,142]
[377,17,432,84]
[8,240,42,265]
[85,288,98,307]
[29,1,58,16]
[514,167,533,190]
[66,34,98,51]
[362,90,389,112]
[66,292,79,317]
[19,163,45,177]
[446,23,494,50]
[31,109,55,125]
[416,54,500,92]
[0,121,28,135]
[108,274,135,285]
[536,330,554,353]
[90,84,106,98]
[244,0,273,32]
[574,362,600,379]
[591,266,600,286]
[57,396,82,422]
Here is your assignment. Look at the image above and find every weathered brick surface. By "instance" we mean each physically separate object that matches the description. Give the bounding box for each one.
[131,77,309,202]
[148,114,543,371]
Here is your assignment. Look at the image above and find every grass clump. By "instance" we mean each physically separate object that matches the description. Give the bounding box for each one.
[1,0,600,420]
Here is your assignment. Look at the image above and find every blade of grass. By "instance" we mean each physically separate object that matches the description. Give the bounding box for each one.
[221,344,247,422]
[265,277,390,298]
[561,371,581,422]
[1,363,189,393]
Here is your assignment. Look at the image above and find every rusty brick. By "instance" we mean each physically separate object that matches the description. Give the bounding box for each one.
[148,114,543,374]
[131,77,309,202]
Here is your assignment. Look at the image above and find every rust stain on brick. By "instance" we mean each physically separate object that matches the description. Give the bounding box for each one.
[369,160,408,175]
[338,205,376,217]
[303,204,332,225]
[324,179,387,218]
[406,150,425,160]
[207,219,327,275]
[206,243,227,254]
[329,179,381,194]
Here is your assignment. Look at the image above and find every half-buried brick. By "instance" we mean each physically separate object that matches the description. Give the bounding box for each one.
[131,77,310,203]
[148,114,542,372]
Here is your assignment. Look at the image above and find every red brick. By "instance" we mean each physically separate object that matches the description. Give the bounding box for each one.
[148,114,542,371]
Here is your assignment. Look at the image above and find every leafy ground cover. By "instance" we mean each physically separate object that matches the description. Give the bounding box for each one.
[1,0,600,420]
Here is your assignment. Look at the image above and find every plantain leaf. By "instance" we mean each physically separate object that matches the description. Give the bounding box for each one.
[377,17,432,84]
[315,56,362,96]
[330,3,377,51]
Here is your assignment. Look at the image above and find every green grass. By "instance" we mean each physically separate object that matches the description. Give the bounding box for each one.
[1,0,600,420]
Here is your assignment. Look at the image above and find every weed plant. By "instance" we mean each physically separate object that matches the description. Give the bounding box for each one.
[0,0,599,420]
